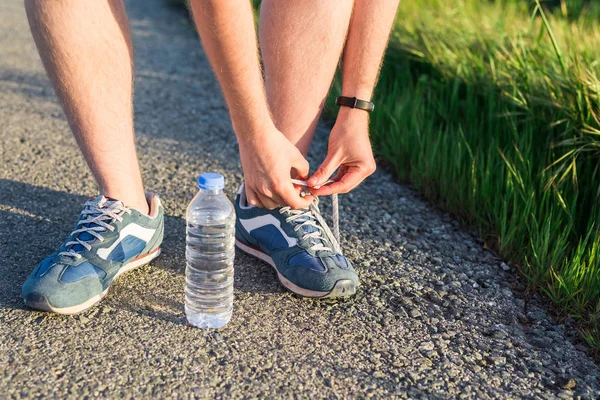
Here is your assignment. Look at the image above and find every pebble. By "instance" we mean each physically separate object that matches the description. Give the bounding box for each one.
[531,338,553,349]
[419,341,435,352]
[527,311,548,322]
[564,378,577,390]
[491,357,507,367]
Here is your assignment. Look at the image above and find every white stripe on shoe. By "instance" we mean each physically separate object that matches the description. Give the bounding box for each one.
[238,215,298,248]
[96,224,156,260]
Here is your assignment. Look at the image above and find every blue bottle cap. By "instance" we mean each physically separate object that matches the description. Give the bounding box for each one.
[197,172,225,190]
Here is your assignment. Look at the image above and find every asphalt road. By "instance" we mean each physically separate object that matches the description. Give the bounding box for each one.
[1,0,599,398]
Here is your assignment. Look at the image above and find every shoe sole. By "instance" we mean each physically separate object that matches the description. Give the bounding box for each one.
[23,247,162,315]
[235,238,356,299]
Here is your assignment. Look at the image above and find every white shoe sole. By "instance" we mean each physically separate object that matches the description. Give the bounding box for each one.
[235,238,356,299]
[24,247,161,315]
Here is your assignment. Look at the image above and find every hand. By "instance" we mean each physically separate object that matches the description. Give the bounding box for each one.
[308,109,376,195]
[239,123,314,210]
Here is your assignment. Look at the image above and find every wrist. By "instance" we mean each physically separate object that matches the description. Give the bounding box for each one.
[336,105,370,125]
[235,119,279,148]
[341,87,373,101]
[231,108,275,143]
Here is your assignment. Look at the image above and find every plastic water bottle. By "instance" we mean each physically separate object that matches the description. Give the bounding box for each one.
[185,172,235,328]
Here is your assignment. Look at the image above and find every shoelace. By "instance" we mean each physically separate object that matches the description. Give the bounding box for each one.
[290,179,340,253]
[58,197,131,260]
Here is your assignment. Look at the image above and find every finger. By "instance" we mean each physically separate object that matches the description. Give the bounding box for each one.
[311,169,365,196]
[286,183,317,206]
[280,182,313,209]
[257,193,279,210]
[276,181,311,206]
[268,191,288,208]
[307,153,340,188]
[292,153,310,180]
[267,181,298,207]
[245,188,264,208]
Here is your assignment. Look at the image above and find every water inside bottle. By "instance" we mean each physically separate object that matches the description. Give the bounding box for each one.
[185,207,235,328]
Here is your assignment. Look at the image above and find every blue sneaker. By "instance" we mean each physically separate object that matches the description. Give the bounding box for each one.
[234,184,358,298]
[22,194,164,314]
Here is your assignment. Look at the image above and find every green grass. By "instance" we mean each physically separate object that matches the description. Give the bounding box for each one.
[325,0,600,348]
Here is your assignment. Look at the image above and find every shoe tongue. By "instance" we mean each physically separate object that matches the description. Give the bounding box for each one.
[68,196,124,253]
[297,215,319,234]
[297,216,334,254]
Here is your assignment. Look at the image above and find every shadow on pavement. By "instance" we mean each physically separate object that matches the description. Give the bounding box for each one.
[0,68,58,103]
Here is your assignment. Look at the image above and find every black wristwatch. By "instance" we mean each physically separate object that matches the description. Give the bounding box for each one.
[335,96,375,113]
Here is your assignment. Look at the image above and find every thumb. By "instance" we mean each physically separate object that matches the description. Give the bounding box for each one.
[308,153,339,187]
[293,152,310,180]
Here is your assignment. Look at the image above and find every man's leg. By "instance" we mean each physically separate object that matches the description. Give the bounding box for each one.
[21,0,165,314]
[25,0,148,213]
[227,2,361,300]
[258,1,354,156]
[236,0,398,299]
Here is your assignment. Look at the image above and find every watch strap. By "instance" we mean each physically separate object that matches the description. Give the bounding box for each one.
[335,96,375,113]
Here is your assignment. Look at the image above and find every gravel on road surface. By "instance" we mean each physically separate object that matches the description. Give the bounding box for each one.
[1,0,599,398]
